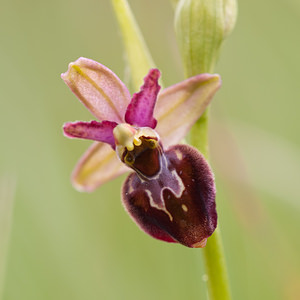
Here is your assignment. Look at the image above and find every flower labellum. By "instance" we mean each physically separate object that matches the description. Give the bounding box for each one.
[62,57,220,247]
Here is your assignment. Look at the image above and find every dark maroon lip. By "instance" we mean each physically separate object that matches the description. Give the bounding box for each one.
[122,143,217,248]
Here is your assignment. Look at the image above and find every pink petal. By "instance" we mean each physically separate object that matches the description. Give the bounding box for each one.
[154,74,221,148]
[61,57,131,123]
[71,142,129,192]
[125,69,161,129]
[63,120,118,148]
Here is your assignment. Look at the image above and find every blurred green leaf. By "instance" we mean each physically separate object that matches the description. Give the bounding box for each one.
[169,0,180,8]
[0,177,15,299]
[229,121,300,208]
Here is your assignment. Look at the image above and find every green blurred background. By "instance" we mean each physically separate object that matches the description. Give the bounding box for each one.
[1,0,299,299]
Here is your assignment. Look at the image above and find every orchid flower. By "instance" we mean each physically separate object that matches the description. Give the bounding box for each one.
[62,57,221,248]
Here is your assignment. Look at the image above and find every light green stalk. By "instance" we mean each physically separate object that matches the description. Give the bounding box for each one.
[202,227,231,300]
[188,102,231,300]
[110,0,157,92]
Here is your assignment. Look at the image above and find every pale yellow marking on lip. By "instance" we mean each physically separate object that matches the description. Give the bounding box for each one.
[192,239,207,248]
[170,170,185,197]
[127,177,134,194]
[174,149,183,160]
[181,204,188,212]
[145,189,173,222]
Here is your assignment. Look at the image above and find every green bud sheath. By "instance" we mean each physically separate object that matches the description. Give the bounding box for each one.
[175,0,237,76]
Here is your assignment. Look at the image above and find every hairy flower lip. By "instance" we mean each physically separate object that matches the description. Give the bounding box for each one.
[121,143,217,247]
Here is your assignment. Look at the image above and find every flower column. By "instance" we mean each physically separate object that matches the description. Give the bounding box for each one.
[175,0,237,299]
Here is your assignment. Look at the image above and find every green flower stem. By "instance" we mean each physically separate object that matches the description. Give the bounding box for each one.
[189,109,209,158]
[190,109,231,300]
[189,69,231,299]
[203,227,231,300]
[180,10,232,296]
[189,81,231,300]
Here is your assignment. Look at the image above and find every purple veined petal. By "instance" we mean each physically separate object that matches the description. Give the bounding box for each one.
[63,120,118,148]
[61,57,131,123]
[154,74,221,148]
[122,144,217,248]
[125,69,161,129]
[71,142,129,192]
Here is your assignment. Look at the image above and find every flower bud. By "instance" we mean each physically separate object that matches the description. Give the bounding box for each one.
[175,0,237,75]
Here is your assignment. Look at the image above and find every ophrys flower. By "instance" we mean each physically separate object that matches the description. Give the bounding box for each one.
[62,57,220,248]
